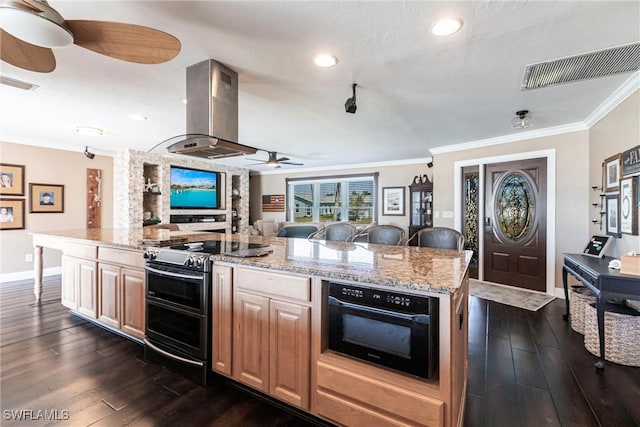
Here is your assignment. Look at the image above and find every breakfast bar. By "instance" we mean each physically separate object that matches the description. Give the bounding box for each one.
[31,229,472,427]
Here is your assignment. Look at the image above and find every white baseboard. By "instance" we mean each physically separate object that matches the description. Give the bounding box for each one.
[555,287,566,299]
[0,266,62,284]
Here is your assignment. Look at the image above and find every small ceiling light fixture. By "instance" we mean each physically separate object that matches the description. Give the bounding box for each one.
[84,146,95,159]
[314,54,338,67]
[0,4,74,48]
[431,17,463,36]
[76,126,103,136]
[510,110,533,129]
[345,83,357,114]
[128,114,148,121]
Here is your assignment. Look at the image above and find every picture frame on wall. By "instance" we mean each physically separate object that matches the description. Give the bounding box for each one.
[620,177,638,235]
[29,183,64,213]
[605,193,621,238]
[0,198,25,230]
[382,187,405,216]
[603,154,621,193]
[0,163,25,197]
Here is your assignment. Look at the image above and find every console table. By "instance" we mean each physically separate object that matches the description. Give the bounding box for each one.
[562,254,640,370]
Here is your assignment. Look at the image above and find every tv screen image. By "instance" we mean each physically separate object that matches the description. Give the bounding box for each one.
[170,166,220,209]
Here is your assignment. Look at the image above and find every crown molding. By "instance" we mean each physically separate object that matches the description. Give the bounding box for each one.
[583,71,640,128]
[430,122,588,155]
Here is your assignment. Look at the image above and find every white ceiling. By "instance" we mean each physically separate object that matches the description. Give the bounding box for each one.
[1,1,639,171]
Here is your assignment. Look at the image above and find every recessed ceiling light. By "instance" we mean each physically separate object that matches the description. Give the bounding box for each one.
[76,126,103,136]
[314,54,339,67]
[128,114,148,121]
[431,18,463,36]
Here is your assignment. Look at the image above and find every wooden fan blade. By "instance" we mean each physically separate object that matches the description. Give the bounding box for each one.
[66,20,181,64]
[0,29,56,72]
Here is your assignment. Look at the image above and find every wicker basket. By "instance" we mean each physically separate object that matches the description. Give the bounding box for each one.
[569,286,595,334]
[584,302,640,367]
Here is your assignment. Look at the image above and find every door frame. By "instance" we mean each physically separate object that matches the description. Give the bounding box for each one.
[453,149,556,296]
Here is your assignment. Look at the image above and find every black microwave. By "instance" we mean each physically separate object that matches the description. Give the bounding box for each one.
[327,282,439,380]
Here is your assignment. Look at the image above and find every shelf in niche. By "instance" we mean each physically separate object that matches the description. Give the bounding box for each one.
[143,192,162,196]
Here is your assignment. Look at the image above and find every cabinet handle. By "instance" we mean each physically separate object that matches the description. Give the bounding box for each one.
[459,310,464,330]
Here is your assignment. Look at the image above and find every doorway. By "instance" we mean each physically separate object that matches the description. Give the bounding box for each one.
[483,157,547,292]
[454,149,556,295]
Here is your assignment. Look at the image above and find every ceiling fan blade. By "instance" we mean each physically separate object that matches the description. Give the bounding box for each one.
[0,29,55,72]
[245,158,267,163]
[280,161,304,166]
[245,162,269,166]
[276,156,290,162]
[65,20,181,64]
[18,0,45,13]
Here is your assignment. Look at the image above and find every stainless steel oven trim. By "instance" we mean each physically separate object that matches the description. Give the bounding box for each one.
[144,339,204,367]
[145,265,205,281]
[328,296,431,323]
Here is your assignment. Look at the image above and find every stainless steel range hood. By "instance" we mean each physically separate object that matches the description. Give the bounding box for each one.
[166,60,257,159]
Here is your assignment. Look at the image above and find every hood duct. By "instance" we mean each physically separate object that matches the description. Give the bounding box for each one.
[165,59,257,159]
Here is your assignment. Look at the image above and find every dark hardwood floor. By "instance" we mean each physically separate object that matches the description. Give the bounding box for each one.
[1,277,638,426]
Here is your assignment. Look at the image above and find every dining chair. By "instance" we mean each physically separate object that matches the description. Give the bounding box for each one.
[412,227,465,251]
[351,224,405,245]
[309,223,358,242]
[276,224,319,239]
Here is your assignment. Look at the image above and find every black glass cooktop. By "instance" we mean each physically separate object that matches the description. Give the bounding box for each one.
[169,240,269,255]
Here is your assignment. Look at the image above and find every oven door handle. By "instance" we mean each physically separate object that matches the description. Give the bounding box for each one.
[144,265,204,281]
[144,339,204,367]
[328,296,430,324]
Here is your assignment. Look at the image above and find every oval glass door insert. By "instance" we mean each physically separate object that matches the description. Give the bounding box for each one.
[494,173,535,242]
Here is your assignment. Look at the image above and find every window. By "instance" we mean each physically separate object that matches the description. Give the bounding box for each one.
[287,174,378,224]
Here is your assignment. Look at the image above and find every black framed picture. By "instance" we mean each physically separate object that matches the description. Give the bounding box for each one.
[382,187,405,216]
[605,193,621,238]
[603,154,621,193]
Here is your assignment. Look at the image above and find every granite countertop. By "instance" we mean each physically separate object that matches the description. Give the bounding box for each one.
[32,229,472,295]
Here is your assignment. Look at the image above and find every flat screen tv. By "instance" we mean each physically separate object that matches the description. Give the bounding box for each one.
[170,166,221,209]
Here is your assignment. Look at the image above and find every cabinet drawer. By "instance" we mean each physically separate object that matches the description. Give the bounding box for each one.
[317,390,416,427]
[317,361,443,426]
[62,242,97,259]
[236,268,310,302]
[98,247,144,269]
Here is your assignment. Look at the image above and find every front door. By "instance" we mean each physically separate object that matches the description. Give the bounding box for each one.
[483,158,547,292]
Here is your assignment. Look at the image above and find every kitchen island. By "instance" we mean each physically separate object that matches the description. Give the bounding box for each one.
[32,229,472,427]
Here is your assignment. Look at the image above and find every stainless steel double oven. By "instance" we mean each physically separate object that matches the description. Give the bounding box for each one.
[144,246,212,384]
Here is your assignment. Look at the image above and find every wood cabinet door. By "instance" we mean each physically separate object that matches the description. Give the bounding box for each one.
[120,267,145,339]
[212,266,233,376]
[233,291,269,392]
[269,300,310,410]
[61,255,78,310]
[98,263,120,328]
[77,259,97,319]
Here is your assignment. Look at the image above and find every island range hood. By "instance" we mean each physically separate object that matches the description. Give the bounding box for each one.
[165,59,257,159]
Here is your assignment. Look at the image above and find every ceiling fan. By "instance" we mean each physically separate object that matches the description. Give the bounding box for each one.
[246,151,304,169]
[0,0,181,73]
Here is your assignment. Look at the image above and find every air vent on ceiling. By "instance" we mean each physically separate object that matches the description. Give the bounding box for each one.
[0,75,39,91]
[522,42,640,90]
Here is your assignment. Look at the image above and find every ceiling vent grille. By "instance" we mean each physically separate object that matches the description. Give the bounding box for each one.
[522,43,640,90]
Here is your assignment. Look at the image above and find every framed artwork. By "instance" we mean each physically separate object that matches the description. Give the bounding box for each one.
[0,163,25,196]
[605,193,621,238]
[620,177,638,235]
[603,154,621,192]
[382,187,405,216]
[29,183,64,213]
[621,145,640,177]
[0,198,25,230]
[262,194,285,212]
